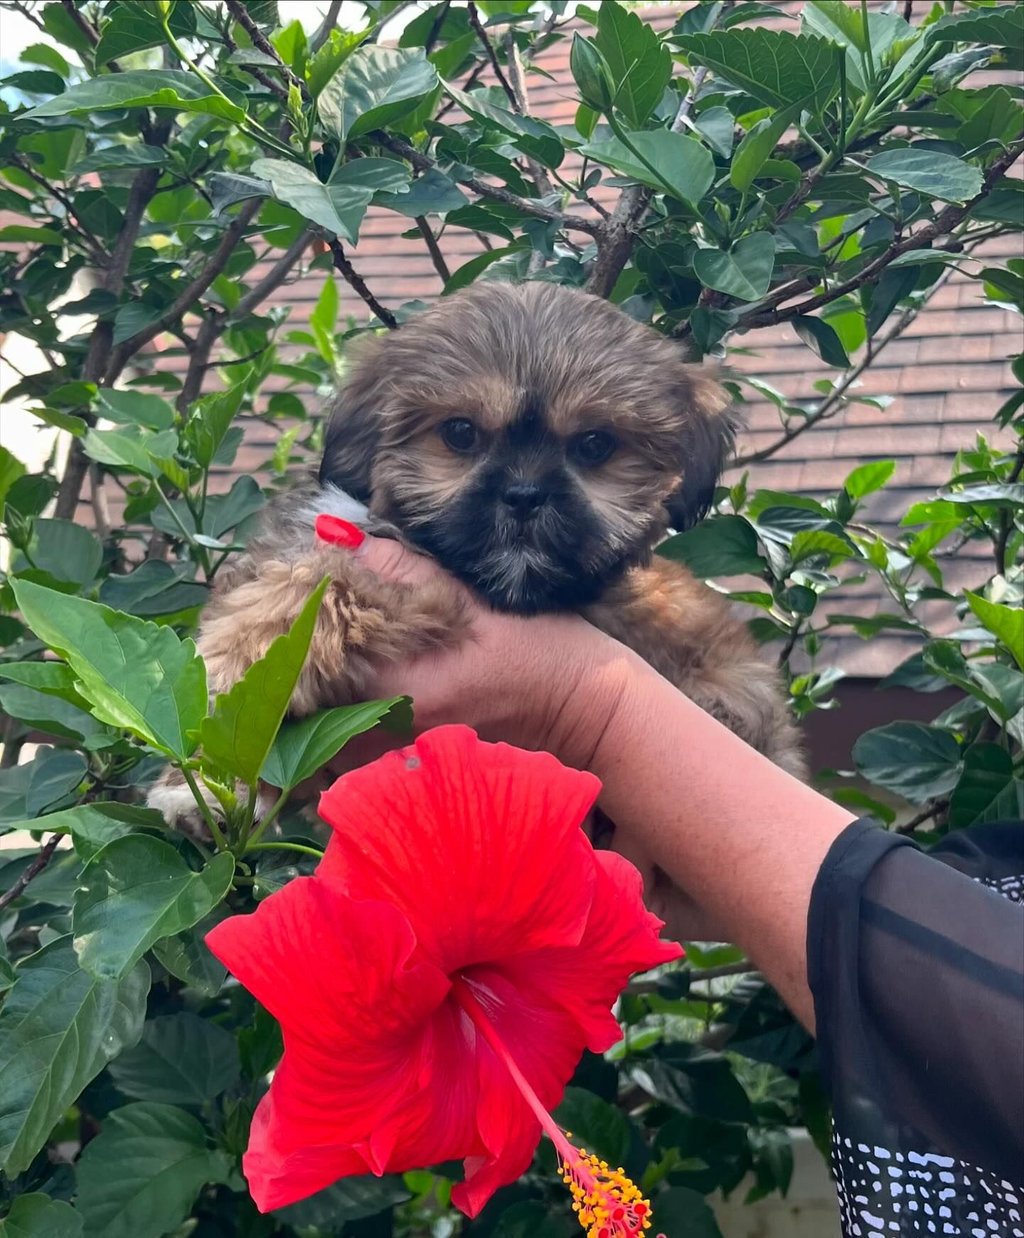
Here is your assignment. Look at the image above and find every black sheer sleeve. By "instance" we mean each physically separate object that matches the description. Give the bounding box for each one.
[808,818,1024,1237]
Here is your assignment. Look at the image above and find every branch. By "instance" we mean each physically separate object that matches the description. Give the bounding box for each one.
[994,447,1024,575]
[586,65,709,298]
[311,0,343,52]
[503,28,556,208]
[236,227,314,315]
[415,217,451,283]
[327,239,398,328]
[467,2,518,111]
[10,0,47,36]
[732,264,958,468]
[107,197,263,374]
[371,131,601,237]
[220,19,290,101]
[423,0,451,54]
[0,834,61,913]
[225,0,304,94]
[7,154,105,259]
[896,801,946,834]
[739,136,1024,331]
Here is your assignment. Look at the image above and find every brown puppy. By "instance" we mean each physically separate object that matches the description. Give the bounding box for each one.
[149,282,803,823]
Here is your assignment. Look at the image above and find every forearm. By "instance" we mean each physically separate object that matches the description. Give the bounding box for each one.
[585,642,856,1029]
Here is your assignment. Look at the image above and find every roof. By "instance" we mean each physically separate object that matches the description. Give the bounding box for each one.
[119,5,1022,677]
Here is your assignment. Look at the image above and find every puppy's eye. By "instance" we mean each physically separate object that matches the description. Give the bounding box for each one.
[439,417,480,454]
[569,430,617,467]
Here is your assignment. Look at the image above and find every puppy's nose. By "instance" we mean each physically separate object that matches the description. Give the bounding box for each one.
[502,483,547,519]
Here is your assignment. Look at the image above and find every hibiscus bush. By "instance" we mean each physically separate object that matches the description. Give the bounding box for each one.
[0,2,1021,1236]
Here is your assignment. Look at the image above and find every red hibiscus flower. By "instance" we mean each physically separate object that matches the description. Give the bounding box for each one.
[206,725,682,1233]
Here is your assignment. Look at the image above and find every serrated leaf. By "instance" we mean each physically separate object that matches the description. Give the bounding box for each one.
[75,1103,234,1238]
[318,46,437,142]
[443,84,564,167]
[865,149,983,205]
[374,167,468,217]
[965,592,1024,669]
[731,107,795,192]
[73,838,235,980]
[19,517,103,590]
[789,530,855,563]
[658,515,765,576]
[109,1013,240,1105]
[98,561,208,619]
[96,388,175,431]
[594,0,672,127]
[678,28,841,111]
[262,697,405,792]
[252,158,405,244]
[926,7,1024,50]
[199,578,328,785]
[853,722,962,804]
[10,580,206,760]
[0,938,149,1177]
[22,70,247,124]
[694,234,775,300]
[0,1194,83,1238]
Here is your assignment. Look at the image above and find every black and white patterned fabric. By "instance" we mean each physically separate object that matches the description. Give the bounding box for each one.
[809,819,1024,1237]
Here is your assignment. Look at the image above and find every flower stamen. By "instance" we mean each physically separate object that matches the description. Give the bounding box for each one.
[452,979,659,1238]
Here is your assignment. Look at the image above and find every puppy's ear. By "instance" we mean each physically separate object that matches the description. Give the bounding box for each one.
[664,369,737,531]
[318,335,388,501]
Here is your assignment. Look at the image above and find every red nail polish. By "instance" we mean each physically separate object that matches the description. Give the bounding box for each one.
[315,514,366,549]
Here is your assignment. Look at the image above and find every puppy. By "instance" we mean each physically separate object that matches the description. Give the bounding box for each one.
[150,282,804,833]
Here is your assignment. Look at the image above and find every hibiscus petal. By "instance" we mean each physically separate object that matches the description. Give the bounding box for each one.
[451,967,588,1217]
[205,877,450,1045]
[493,850,684,1053]
[317,725,601,972]
[243,1062,375,1211]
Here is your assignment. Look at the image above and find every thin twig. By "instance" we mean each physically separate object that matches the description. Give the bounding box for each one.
[108,198,263,374]
[415,217,451,283]
[327,239,398,327]
[423,0,451,54]
[235,228,314,315]
[896,801,946,834]
[10,0,46,34]
[225,0,305,93]
[732,264,957,468]
[371,131,600,237]
[311,0,343,52]
[994,448,1024,574]
[467,2,518,111]
[0,835,62,913]
[220,19,290,101]
[503,29,556,201]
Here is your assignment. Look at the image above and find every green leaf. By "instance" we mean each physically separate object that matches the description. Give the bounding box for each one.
[594,0,672,127]
[72,145,169,175]
[731,108,795,192]
[678,28,841,111]
[73,838,235,981]
[75,1103,234,1238]
[25,749,88,816]
[109,1013,240,1106]
[94,0,196,66]
[926,7,1024,50]
[694,234,775,300]
[262,698,405,792]
[273,1176,411,1230]
[0,225,65,245]
[82,426,175,476]
[318,46,437,142]
[151,920,227,997]
[965,591,1024,669]
[948,744,1020,829]
[443,242,529,295]
[579,130,714,206]
[252,158,406,244]
[199,578,328,785]
[186,382,246,469]
[96,388,175,431]
[651,1188,724,1238]
[151,475,265,542]
[20,42,72,77]
[792,315,850,368]
[10,580,206,760]
[309,276,339,365]
[853,722,962,804]
[374,167,468,217]
[658,516,765,576]
[99,562,208,619]
[0,446,26,510]
[844,459,896,500]
[22,70,247,124]
[553,1087,630,1166]
[0,938,149,1177]
[19,518,103,590]
[0,1195,83,1238]
[0,671,104,744]
[790,530,854,563]
[865,149,983,205]
[442,85,564,168]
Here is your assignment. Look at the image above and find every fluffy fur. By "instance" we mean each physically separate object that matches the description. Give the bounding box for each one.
[151,282,803,823]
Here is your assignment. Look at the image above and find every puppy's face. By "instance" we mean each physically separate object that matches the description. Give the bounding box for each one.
[320,282,732,613]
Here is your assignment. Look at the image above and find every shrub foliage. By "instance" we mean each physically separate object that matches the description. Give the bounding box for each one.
[0,2,1021,1235]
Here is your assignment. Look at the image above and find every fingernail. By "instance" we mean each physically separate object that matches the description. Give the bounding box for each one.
[315,514,366,549]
